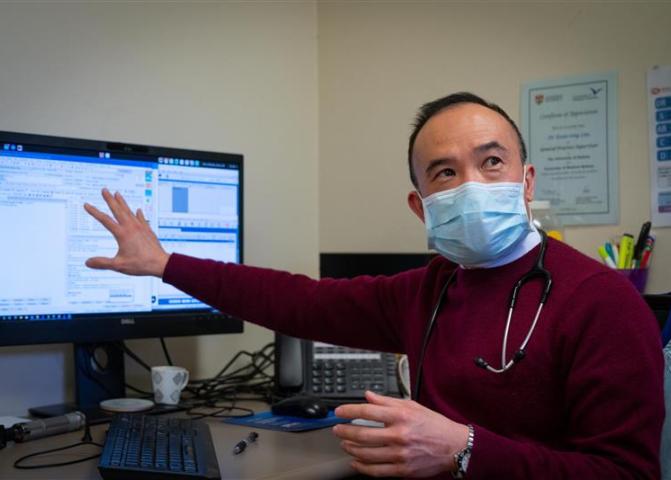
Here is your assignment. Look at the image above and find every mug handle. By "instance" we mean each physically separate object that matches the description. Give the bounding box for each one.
[178,369,190,389]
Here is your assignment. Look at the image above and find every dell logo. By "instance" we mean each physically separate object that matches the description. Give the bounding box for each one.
[120,318,135,325]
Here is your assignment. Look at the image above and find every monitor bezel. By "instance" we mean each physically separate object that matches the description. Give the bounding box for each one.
[0,130,245,346]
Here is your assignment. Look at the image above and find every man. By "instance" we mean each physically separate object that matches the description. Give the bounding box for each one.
[84,92,664,478]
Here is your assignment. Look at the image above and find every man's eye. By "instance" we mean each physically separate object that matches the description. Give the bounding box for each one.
[438,168,455,178]
[483,156,503,168]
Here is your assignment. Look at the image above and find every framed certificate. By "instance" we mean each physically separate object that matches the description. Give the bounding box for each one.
[521,72,618,225]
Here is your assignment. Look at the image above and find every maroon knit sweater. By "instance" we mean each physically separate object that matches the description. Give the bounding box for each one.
[163,238,664,479]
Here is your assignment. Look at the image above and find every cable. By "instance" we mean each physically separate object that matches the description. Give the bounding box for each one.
[160,337,174,366]
[116,341,276,405]
[77,345,119,399]
[13,422,102,470]
[14,442,102,469]
[116,342,152,372]
[86,344,152,397]
[185,342,276,405]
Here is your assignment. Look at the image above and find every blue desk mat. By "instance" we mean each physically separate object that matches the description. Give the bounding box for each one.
[223,411,349,432]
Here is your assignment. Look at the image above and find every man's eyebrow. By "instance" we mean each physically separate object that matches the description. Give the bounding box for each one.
[423,141,508,176]
[475,141,508,154]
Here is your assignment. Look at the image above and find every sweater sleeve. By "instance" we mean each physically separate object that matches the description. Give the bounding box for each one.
[162,253,418,352]
[467,272,665,479]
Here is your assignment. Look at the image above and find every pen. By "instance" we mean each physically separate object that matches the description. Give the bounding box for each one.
[633,221,652,262]
[607,242,619,266]
[598,244,616,268]
[233,431,258,454]
[640,235,656,269]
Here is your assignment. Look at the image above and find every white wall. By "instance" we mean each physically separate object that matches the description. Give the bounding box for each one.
[318,1,671,293]
[0,2,318,415]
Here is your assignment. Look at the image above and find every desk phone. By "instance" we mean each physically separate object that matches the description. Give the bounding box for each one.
[275,335,401,401]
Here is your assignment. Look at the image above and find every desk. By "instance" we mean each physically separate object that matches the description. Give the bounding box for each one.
[0,402,357,479]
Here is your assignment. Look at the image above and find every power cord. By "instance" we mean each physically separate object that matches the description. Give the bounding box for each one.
[160,337,173,366]
[13,421,102,470]
[116,341,152,372]
[185,342,275,404]
[117,340,276,407]
[84,342,153,398]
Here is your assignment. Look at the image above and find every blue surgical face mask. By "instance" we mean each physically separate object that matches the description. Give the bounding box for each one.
[421,177,532,267]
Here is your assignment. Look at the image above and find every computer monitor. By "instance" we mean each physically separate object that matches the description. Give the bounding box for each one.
[0,130,244,418]
[320,253,435,279]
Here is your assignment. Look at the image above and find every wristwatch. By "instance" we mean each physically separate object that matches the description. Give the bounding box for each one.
[451,424,474,479]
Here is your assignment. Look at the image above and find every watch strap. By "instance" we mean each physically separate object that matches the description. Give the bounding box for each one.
[451,424,474,479]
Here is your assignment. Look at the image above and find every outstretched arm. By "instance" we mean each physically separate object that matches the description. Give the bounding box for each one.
[85,189,411,353]
[83,188,170,277]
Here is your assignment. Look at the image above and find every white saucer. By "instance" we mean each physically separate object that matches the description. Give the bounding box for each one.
[100,398,155,413]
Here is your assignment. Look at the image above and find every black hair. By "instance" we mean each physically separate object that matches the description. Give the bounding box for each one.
[407,92,527,188]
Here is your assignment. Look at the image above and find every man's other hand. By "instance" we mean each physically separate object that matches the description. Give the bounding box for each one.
[83,188,170,277]
[333,391,469,478]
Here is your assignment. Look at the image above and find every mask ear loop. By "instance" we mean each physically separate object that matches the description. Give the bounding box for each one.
[416,190,429,229]
[522,164,537,231]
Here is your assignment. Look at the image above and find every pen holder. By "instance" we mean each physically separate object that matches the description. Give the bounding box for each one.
[616,268,649,293]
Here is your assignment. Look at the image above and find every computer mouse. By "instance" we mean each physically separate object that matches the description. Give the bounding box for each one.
[271,395,329,419]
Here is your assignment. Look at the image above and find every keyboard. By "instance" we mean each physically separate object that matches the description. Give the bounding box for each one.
[98,413,221,480]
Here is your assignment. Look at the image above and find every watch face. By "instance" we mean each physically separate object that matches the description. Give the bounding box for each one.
[453,450,470,478]
[462,451,471,472]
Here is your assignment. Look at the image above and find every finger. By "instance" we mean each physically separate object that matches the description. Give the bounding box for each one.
[101,188,130,224]
[136,208,160,240]
[136,208,148,224]
[85,256,116,270]
[114,191,137,221]
[351,460,403,478]
[335,403,393,423]
[341,441,398,463]
[333,424,393,446]
[365,390,406,407]
[84,202,121,237]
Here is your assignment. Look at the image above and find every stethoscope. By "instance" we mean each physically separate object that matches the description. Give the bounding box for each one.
[412,229,553,400]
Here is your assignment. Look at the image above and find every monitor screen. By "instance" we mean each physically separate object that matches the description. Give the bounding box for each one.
[0,131,244,346]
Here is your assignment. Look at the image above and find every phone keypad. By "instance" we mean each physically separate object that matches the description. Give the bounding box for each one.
[309,348,397,397]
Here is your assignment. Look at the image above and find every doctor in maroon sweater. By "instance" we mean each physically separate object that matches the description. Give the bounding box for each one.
[84,93,664,479]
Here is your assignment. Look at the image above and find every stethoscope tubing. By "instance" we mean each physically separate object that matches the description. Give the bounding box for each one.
[412,230,552,400]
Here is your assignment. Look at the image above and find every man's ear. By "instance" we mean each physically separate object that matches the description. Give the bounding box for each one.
[407,190,425,223]
[523,163,536,203]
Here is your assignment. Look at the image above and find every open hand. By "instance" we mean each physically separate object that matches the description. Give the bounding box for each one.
[83,188,169,277]
[333,391,469,478]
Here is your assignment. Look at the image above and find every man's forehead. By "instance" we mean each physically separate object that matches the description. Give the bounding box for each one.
[414,103,518,158]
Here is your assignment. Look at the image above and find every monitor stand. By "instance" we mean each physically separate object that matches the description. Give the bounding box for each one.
[29,342,126,424]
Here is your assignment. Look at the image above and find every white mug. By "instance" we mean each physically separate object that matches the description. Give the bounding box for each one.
[151,366,189,405]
